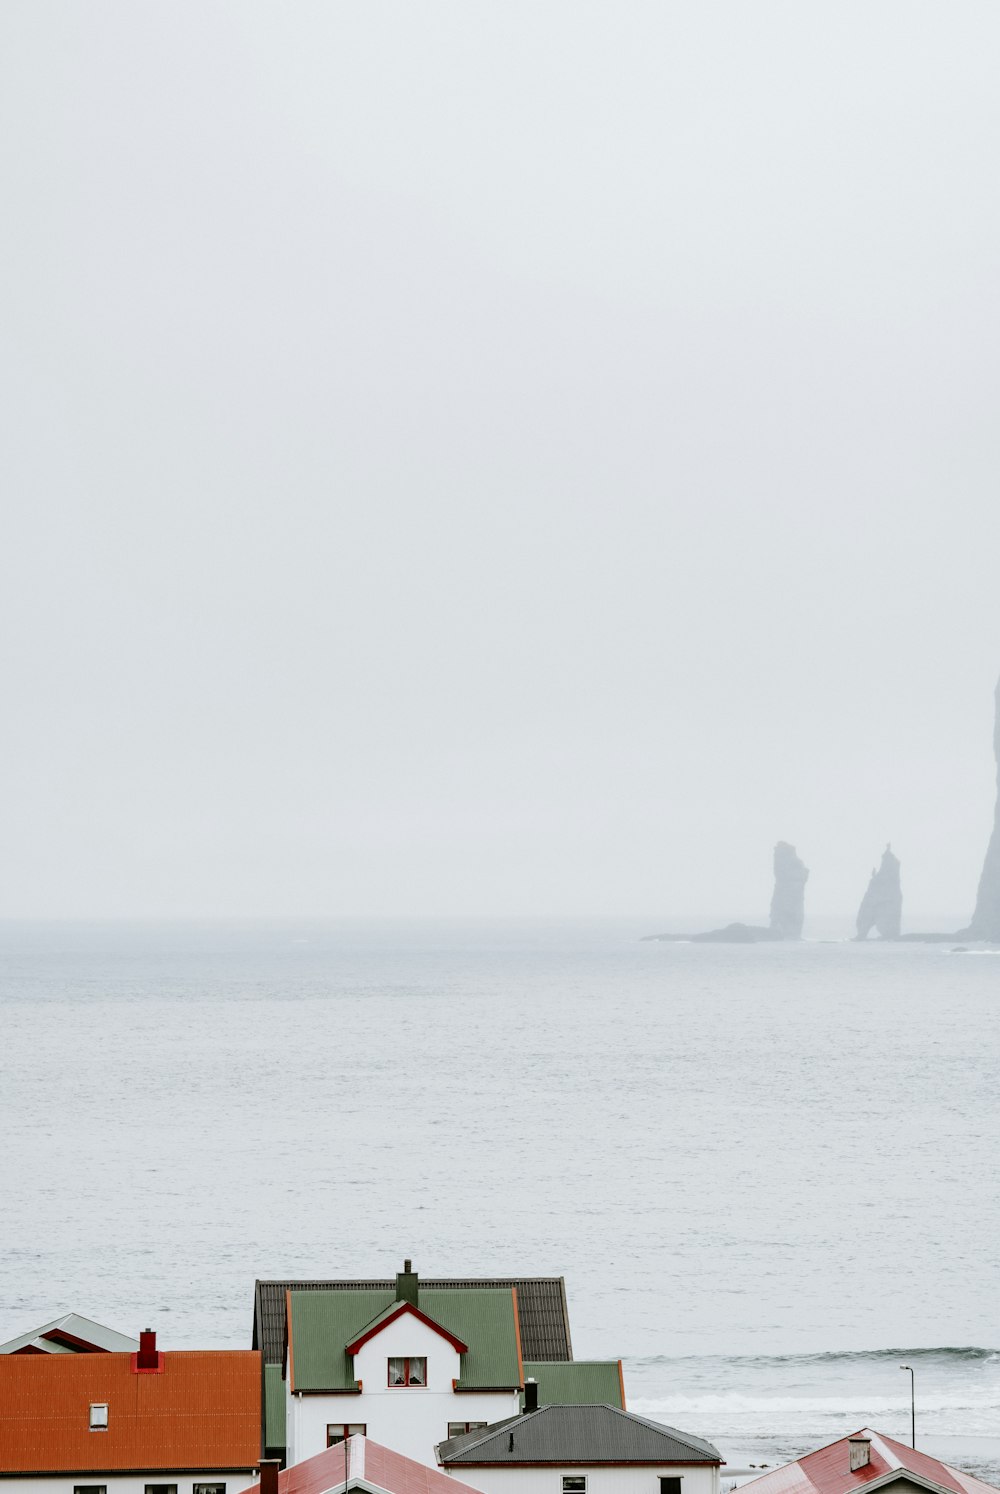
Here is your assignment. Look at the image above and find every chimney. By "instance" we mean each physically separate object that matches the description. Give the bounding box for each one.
[849,1438,872,1472]
[136,1330,158,1371]
[395,1260,418,1307]
[259,1460,280,1494]
[524,1378,538,1413]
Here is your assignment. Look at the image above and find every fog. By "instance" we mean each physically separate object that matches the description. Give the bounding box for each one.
[2,2,998,920]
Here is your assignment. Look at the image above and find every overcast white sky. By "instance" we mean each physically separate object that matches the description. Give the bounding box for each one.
[2,2,998,921]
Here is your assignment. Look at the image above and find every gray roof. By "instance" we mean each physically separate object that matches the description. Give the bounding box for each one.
[436,1405,722,1467]
[0,1313,139,1355]
[253,1277,572,1365]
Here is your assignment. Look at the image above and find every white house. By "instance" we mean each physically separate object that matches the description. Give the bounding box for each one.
[435,1401,723,1494]
[0,1332,261,1494]
[284,1266,525,1468]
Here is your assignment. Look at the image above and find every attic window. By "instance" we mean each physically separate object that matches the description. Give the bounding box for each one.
[388,1356,426,1387]
[563,1480,587,1493]
[89,1405,108,1431]
[660,1480,683,1494]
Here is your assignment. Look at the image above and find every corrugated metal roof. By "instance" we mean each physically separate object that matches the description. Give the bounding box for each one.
[0,1351,261,1472]
[235,1435,485,1494]
[522,1362,624,1411]
[0,1315,139,1356]
[263,1364,285,1454]
[436,1404,721,1467]
[254,1278,571,1367]
[288,1288,521,1393]
[741,1429,1000,1494]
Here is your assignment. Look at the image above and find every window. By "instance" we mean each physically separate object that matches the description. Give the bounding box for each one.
[75,1486,107,1494]
[327,1425,367,1446]
[194,1485,227,1494]
[144,1485,178,1494]
[562,1481,587,1493]
[448,1423,487,1439]
[387,1356,426,1387]
[660,1480,683,1494]
[88,1405,108,1431]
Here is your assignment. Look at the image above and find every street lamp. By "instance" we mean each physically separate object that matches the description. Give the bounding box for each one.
[899,1365,915,1448]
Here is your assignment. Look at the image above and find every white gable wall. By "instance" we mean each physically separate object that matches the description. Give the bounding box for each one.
[288,1315,519,1469]
[0,1469,255,1494]
[439,1466,720,1494]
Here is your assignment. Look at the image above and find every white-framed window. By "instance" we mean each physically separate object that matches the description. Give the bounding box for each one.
[144,1484,177,1494]
[448,1422,488,1439]
[75,1485,107,1493]
[327,1424,367,1446]
[388,1356,426,1387]
[88,1405,108,1432]
[660,1479,683,1494]
[194,1484,227,1494]
[563,1480,587,1493]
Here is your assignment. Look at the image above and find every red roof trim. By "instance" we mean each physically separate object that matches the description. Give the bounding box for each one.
[40,1330,108,1354]
[285,1292,295,1394]
[617,1359,626,1411]
[511,1288,524,1391]
[345,1302,468,1356]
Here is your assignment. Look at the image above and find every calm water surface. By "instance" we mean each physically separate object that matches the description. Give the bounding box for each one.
[1,920,998,1476]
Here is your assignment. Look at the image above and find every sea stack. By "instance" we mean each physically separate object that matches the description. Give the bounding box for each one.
[855,844,902,940]
[959,675,1000,941]
[769,841,808,939]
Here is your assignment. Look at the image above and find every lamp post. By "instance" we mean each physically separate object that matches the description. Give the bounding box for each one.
[899,1365,915,1448]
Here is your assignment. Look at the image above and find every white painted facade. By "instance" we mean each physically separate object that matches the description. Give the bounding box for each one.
[0,1470,256,1494]
[287,1314,520,1469]
[439,1465,720,1494]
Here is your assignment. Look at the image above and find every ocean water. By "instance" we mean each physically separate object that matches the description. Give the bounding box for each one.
[1,920,998,1480]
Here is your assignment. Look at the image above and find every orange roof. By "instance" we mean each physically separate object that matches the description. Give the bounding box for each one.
[0,1351,262,1473]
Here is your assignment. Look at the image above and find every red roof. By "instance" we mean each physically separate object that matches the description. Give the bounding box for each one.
[237,1436,485,1494]
[0,1350,262,1472]
[743,1430,999,1494]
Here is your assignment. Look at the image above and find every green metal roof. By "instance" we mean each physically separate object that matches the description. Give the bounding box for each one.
[264,1362,286,1451]
[420,1289,520,1389]
[290,1289,393,1390]
[288,1286,521,1392]
[522,1361,624,1409]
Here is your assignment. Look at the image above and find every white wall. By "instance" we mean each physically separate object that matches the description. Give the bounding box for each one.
[288,1315,519,1467]
[0,1469,256,1494]
[440,1464,720,1494]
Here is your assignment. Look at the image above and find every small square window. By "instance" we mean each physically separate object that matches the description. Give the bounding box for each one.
[387,1356,426,1387]
[194,1485,227,1494]
[327,1425,366,1446]
[563,1480,587,1493]
[88,1405,108,1432]
[660,1480,683,1494]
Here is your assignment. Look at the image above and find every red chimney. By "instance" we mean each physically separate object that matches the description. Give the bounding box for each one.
[133,1329,163,1373]
[259,1460,280,1494]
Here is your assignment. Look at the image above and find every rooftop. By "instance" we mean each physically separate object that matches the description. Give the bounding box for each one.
[521,1362,624,1411]
[0,1349,262,1473]
[254,1276,571,1366]
[287,1286,522,1392]
[741,1430,1000,1494]
[0,1314,139,1356]
[436,1404,722,1467]
[239,1436,486,1494]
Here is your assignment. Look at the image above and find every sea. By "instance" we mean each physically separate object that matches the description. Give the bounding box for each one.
[2,918,998,1484]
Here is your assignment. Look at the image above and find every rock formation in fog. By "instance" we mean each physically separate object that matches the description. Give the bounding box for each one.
[958,676,1000,941]
[855,844,902,940]
[645,840,808,942]
[769,841,809,939]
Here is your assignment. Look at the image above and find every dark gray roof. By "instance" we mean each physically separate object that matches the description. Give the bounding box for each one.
[253,1277,572,1365]
[436,1405,722,1466]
